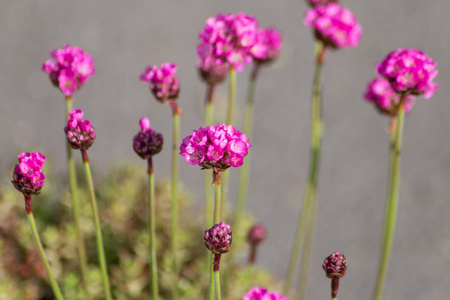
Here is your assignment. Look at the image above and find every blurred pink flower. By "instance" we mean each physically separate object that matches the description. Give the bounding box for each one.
[140,62,180,103]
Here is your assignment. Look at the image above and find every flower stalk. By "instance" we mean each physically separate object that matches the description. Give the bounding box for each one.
[204,84,216,227]
[170,100,181,299]
[373,98,406,300]
[25,194,64,300]
[209,171,222,300]
[284,40,325,296]
[81,149,112,300]
[234,63,260,240]
[147,156,159,299]
[65,96,90,299]
[220,68,236,213]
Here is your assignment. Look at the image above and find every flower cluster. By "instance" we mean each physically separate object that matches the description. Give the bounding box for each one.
[307,0,339,7]
[322,251,347,279]
[243,286,289,300]
[140,62,180,103]
[304,3,362,49]
[204,222,232,255]
[133,117,164,159]
[41,44,95,96]
[251,27,283,64]
[376,48,439,99]
[247,224,267,246]
[12,152,46,195]
[64,109,96,150]
[364,77,414,115]
[197,12,258,75]
[180,124,251,171]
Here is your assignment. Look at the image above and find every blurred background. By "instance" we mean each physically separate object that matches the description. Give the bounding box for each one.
[1,0,449,299]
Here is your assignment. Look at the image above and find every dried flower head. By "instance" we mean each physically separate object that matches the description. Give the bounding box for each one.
[12,152,46,195]
[197,12,258,73]
[64,109,96,150]
[243,286,289,300]
[140,62,180,103]
[204,222,232,255]
[180,123,251,172]
[323,251,347,279]
[364,77,415,116]
[250,27,283,64]
[376,48,439,99]
[304,4,362,49]
[133,117,164,159]
[41,44,95,96]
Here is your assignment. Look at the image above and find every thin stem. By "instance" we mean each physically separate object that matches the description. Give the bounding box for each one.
[65,96,90,300]
[170,103,180,299]
[214,270,222,300]
[147,157,159,300]
[284,40,325,296]
[82,151,112,300]
[208,172,222,299]
[26,196,64,300]
[204,84,216,227]
[220,68,236,214]
[373,100,406,300]
[234,64,260,239]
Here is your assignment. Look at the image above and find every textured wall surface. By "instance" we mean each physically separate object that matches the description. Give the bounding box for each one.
[1,1,449,299]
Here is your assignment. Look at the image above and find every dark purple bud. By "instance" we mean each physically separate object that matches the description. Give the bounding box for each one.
[322,251,347,279]
[204,222,232,255]
[247,224,267,246]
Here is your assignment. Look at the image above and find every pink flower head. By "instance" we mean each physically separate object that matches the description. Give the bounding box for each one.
[180,124,251,171]
[133,117,163,159]
[64,109,96,150]
[307,0,339,7]
[304,4,362,49]
[243,286,289,300]
[140,63,180,103]
[251,27,283,64]
[364,77,415,116]
[197,12,258,76]
[41,44,95,96]
[376,48,439,99]
[12,152,47,195]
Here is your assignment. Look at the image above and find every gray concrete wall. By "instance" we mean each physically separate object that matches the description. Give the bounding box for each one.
[1,1,449,298]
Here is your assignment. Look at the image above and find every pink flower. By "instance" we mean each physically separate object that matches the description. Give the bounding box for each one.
[65,109,96,150]
[180,124,251,171]
[251,27,283,64]
[376,48,439,99]
[364,77,415,115]
[197,12,259,78]
[304,4,362,49]
[12,152,47,195]
[243,286,289,300]
[140,63,180,103]
[41,44,95,96]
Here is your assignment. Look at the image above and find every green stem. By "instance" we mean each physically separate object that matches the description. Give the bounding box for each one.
[234,64,260,238]
[373,101,406,300]
[284,40,325,296]
[170,100,180,299]
[65,96,90,300]
[81,151,112,300]
[204,84,216,227]
[220,69,236,215]
[147,157,159,300]
[214,270,222,300]
[25,196,64,300]
[208,172,222,299]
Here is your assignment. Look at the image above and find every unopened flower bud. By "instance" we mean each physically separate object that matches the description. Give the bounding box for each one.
[64,109,96,150]
[133,117,164,160]
[323,251,347,279]
[247,224,267,246]
[204,222,232,255]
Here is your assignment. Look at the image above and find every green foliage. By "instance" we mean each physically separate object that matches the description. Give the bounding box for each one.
[0,164,279,299]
